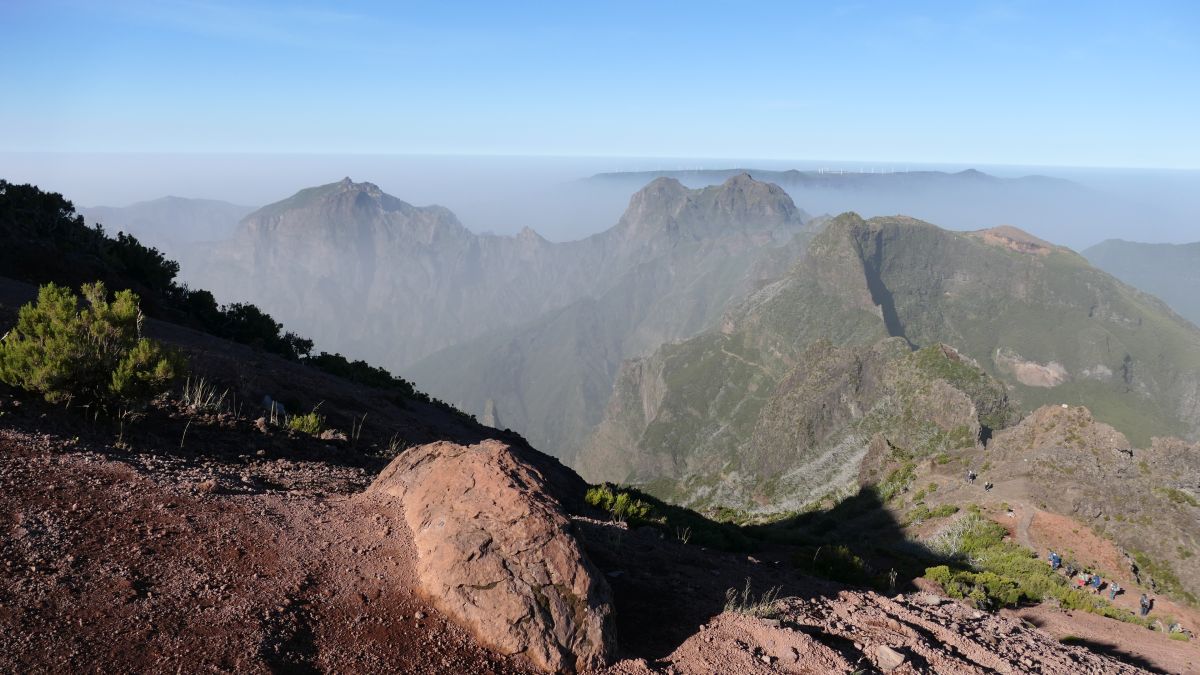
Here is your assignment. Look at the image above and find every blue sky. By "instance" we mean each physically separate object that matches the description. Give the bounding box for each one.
[2,1,1197,168]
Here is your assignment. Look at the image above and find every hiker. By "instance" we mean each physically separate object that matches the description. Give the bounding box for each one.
[966,470,977,483]
[1047,551,1061,570]
[1090,574,1103,593]
[1140,594,1152,617]
[984,481,994,491]
[1109,582,1121,600]
[1077,574,1090,589]
[1064,562,1078,578]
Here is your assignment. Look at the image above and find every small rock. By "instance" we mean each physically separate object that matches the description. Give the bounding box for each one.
[914,592,944,607]
[875,645,906,672]
[414,611,426,620]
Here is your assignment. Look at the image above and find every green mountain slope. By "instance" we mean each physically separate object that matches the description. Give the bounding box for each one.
[1084,238,1200,328]
[578,213,1200,509]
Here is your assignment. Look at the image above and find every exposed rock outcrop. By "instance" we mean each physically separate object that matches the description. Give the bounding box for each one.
[368,440,614,672]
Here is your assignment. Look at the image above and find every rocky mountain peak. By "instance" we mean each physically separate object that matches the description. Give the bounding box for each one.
[334,176,384,197]
[516,225,545,242]
[614,174,804,242]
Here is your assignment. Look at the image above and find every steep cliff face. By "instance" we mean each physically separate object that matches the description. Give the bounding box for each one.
[578,213,1200,509]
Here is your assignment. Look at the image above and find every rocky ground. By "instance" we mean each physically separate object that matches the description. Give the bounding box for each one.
[0,424,531,674]
[3,392,1195,673]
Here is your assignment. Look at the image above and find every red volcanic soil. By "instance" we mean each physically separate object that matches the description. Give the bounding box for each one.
[0,425,535,674]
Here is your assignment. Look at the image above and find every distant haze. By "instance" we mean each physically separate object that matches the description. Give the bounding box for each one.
[3,152,1199,248]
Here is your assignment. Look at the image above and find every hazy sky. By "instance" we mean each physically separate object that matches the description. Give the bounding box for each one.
[3,1,1197,168]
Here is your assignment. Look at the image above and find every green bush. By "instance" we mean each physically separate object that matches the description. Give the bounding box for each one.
[585,483,654,523]
[287,406,325,436]
[0,282,182,409]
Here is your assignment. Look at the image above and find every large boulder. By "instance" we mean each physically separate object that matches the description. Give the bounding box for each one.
[368,440,615,672]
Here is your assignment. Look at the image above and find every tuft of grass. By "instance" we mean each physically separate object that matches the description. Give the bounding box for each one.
[793,544,875,586]
[724,578,782,618]
[1169,632,1190,642]
[181,376,228,413]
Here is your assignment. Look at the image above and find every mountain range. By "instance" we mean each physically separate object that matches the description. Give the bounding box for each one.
[576,214,1200,508]
[186,174,816,457]
[177,176,1200,474]
[586,168,1157,250]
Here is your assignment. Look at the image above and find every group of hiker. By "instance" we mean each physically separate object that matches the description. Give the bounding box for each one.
[1047,551,1154,616]
[965,470,993,491]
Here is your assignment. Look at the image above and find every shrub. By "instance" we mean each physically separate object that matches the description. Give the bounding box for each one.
[0,282,182,409]
[585,483,654,523]
[287,406,325,436]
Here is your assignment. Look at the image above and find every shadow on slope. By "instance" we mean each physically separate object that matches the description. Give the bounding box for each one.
[577,486,936,661]
[578,483,1160,670]
[1060,637,1170,675]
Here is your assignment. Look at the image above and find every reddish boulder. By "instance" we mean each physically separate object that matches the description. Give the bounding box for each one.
[368,440,615,672]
